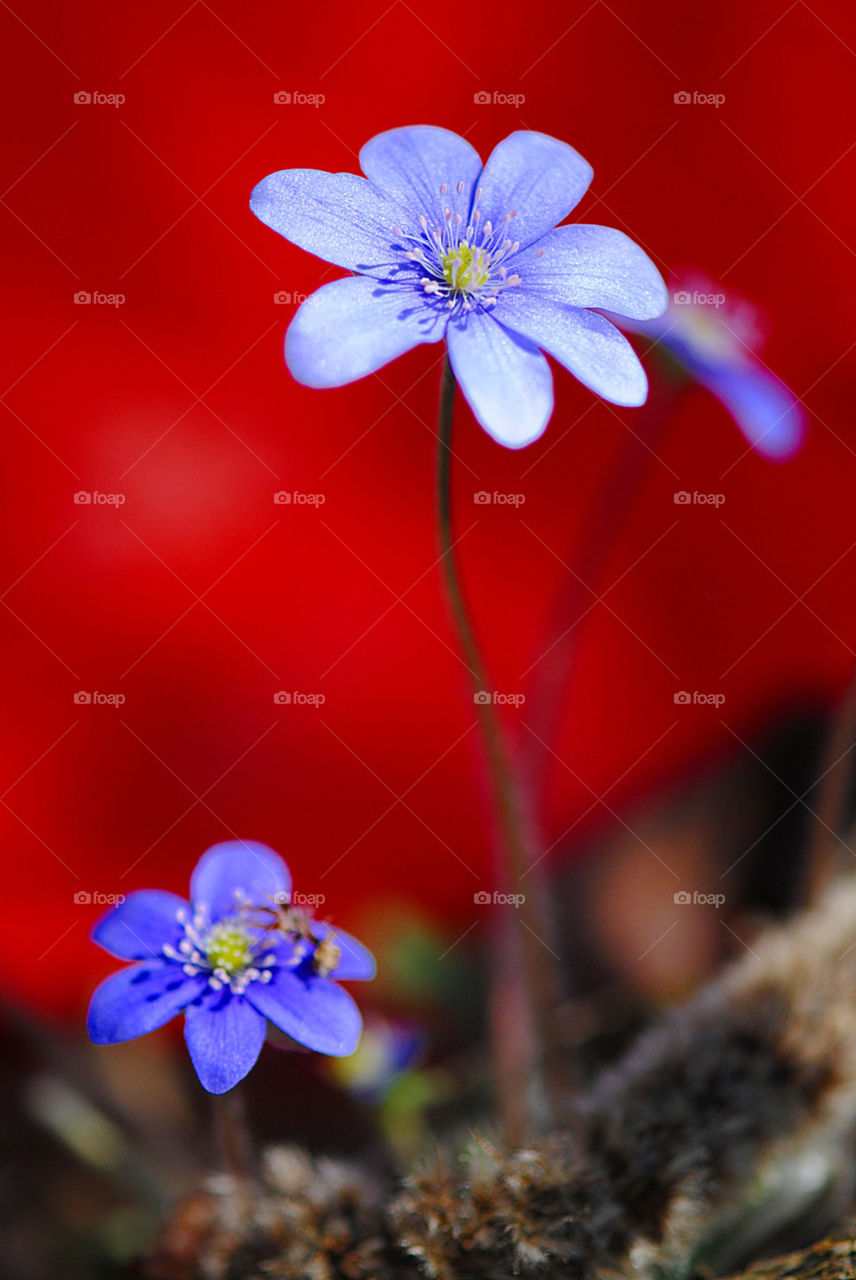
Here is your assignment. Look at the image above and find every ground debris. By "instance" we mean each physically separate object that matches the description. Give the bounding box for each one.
[724,1222,856,1280]
[145,1146,418,1280]
[147,875,856,1279]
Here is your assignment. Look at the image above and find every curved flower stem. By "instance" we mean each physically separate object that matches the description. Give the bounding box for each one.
[804,660,856,902]
[213,1087,256,1186]
[436,355,564,1144]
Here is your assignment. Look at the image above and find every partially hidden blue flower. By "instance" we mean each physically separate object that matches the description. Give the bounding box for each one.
[329,1015,425,1103]
[251,126,667,448]
[613,276,806,460]
[87,841,375,1094]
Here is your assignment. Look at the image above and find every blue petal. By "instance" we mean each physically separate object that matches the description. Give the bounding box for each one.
[87,962,204,1044]
[310,923,376,980]
[91,889,188,960]
[190,841,292,922]
[446,311,554,448]
[475,132,593,253]
[286,277,446,389]
[513,225,667,321]
[698,361,806,459]
[183,988,267,1094]
[250,170,403,275]
[246,967,362,1057]
[360,125,482,226]
[496,292,648,407]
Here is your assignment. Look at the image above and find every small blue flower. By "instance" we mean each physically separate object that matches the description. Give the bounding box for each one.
[330,1015,425,1102]
[614,277,806,460]
[251,126,667,448]
[87,841,375,1093]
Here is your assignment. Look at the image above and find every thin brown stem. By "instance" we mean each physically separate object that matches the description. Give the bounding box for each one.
[436,356,565,1142]
[213,1087,256,1185]
[804,662,856,902]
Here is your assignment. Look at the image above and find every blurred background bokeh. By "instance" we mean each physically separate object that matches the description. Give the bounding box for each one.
[2,0,856,1273]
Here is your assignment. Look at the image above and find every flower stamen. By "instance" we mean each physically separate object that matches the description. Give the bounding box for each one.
[394,176,524,315]
[165,903,277,995]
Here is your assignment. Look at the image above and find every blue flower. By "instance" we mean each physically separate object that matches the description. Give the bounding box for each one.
[329,1015,425,1103]
[87,841,375,1094]
[251,126,667,448]
[614,276,806,460]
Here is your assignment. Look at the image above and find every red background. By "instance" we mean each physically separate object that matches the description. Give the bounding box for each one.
[2,0,855,1017]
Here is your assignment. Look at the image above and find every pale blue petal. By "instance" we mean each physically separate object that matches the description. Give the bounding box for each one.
[286,277,446,388]
[250,170,402,275]
[446,311,554,448]
[246,966,362,1057]
[92,889,188,960]
[513,225,667,321]
[87,962,204,1044]
[190,841,291,923]
[496,292,648,406]
[360,125,482,226]
[309,923,376,980]
[475,132,593,252]
[699,361,806,459]
[613,308,807,458]
[184,988,267,1093]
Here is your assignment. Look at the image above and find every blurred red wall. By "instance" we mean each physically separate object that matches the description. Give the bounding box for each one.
[2,0,855,1015]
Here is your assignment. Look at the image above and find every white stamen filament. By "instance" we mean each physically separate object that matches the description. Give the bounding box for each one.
[164,902,284,996]
[391,175,525,315]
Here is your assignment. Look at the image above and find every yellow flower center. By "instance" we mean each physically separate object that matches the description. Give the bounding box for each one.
[441,242,491,294]
[204,920,253,974]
